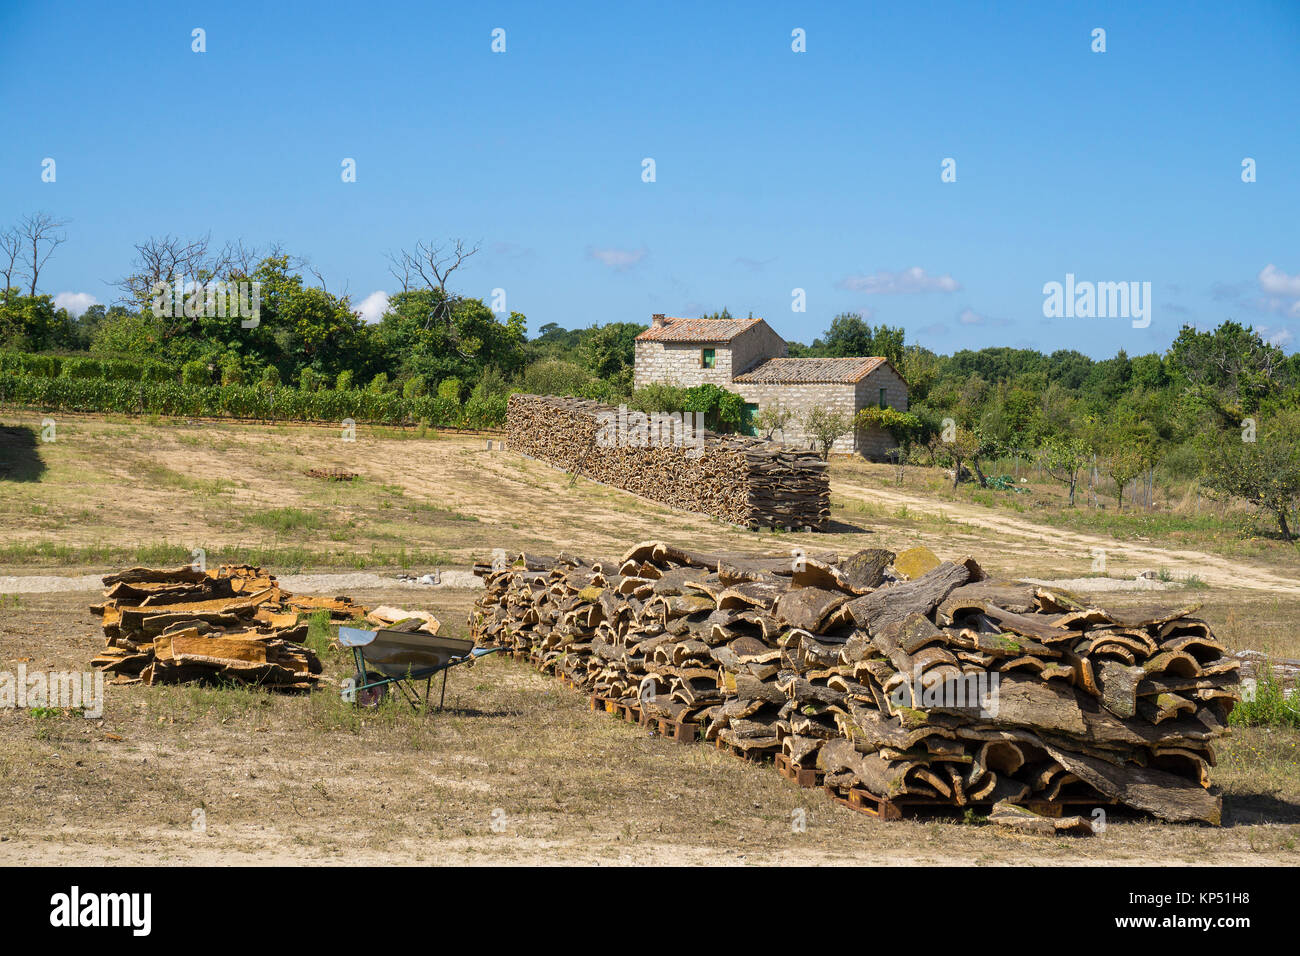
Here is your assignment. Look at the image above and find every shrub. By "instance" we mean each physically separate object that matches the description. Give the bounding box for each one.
[436,376,465,404]
[519,358,592,396]
[402,375,427,400]
[60,357,102,380]
[181,360,210,387]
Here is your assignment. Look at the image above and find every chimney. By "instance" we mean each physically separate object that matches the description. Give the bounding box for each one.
[651,313,666,328]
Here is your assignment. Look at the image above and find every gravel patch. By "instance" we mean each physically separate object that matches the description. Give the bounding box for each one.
[280,571,483,592]
[1020,575,1177,593]
[0,574,105,594]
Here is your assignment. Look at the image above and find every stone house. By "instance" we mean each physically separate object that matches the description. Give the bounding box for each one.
[633,314,909,457]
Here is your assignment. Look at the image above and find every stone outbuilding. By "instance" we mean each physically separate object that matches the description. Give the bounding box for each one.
[633,314,909,457]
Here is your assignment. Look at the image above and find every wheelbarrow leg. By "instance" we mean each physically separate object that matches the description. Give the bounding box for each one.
[439,668,449,711]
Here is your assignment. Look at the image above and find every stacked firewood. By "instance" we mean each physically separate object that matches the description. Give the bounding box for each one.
[470,541,1238,824]
[505,394,830,530]
[89,565,367,691]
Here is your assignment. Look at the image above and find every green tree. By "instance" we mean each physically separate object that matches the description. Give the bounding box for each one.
[1040,434,1091,506]
[804,406,853,460]
[1168,320,1292,416]
[1103,444,1147,511]
[579,322,644,381]
[1200,413,1300,541]
[755,402,796,441]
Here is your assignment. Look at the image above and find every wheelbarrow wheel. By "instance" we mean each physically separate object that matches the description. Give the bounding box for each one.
[353,671,387,709]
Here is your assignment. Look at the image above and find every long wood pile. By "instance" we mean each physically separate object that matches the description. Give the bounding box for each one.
[470,542,1238,824]
[89,565,367,691]
[506,393,830,530]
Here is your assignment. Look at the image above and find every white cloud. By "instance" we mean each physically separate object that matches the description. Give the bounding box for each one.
[956,306,1011,327]
[1255,325,1295,348]
[54,292,98,317]
[355,290,390,323]
[1259,264,1300,297]
[837,266,961,294]
[587,245,648,271]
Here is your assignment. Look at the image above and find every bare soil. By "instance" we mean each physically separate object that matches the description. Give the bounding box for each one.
[1,414,1297,865]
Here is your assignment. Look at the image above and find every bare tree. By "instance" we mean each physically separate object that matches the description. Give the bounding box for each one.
[116,233,217,306]
[306,263,348,301]
[385,239,480,328]
[0,226,20,303]
[19,212,69,296]
[223,238,264,279]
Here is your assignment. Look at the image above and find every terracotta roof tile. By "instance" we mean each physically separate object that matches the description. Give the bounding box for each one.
[732,356,886,385]
[635,316,763,343]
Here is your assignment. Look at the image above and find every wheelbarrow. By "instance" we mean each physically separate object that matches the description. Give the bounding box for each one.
[338,625,500,712]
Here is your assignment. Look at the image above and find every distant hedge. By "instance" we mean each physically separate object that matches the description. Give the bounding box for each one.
[0,373,507,427]
[0,350,177,384]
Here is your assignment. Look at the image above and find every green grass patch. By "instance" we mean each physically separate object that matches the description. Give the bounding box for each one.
[1230,670,1300,729]
[245,506,324,534]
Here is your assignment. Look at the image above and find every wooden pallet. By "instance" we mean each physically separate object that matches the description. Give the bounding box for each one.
[640,712,700,744]
[774,752,824,788]
[824,782,1121,821]
[589,695,641,724]
[714,736,776,763]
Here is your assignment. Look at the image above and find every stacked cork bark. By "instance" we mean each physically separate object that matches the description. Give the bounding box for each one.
[505,394,830,530]
[89,565,367,690]
[470,542,1238,824]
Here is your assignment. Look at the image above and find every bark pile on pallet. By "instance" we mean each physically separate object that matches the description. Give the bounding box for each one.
[89,565,368,690]
[505,393,830,531]
[470,541,1238,824]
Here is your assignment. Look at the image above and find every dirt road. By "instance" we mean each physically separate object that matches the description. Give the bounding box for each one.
[832,481,1300,595]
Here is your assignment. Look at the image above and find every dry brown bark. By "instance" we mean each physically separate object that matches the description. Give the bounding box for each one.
[470,540,1238,824]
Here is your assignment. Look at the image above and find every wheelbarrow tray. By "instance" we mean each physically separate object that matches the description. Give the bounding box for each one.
[344,627,475,679]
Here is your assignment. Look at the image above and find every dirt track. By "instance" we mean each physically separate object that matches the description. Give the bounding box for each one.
[832,483,1300,595]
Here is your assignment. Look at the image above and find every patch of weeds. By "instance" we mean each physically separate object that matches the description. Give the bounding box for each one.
[1230,670,1300,729]
[304,609,343,664]
[245,507,323,534]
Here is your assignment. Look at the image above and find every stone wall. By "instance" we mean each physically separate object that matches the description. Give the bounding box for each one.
[633,341,735,389]
[729,321,788,375]
[853,363,910,460]
[506,393,830,530]
[731,381,858,454]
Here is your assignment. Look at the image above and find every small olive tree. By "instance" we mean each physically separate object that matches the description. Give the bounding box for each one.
[1040,434,1091,506]
[804,406,853,460]
[755,402,795,441]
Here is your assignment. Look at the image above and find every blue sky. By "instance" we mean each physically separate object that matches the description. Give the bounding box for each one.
[2,0,1297,357]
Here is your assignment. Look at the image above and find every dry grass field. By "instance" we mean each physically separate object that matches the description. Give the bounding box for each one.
[1,411,1298,864]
